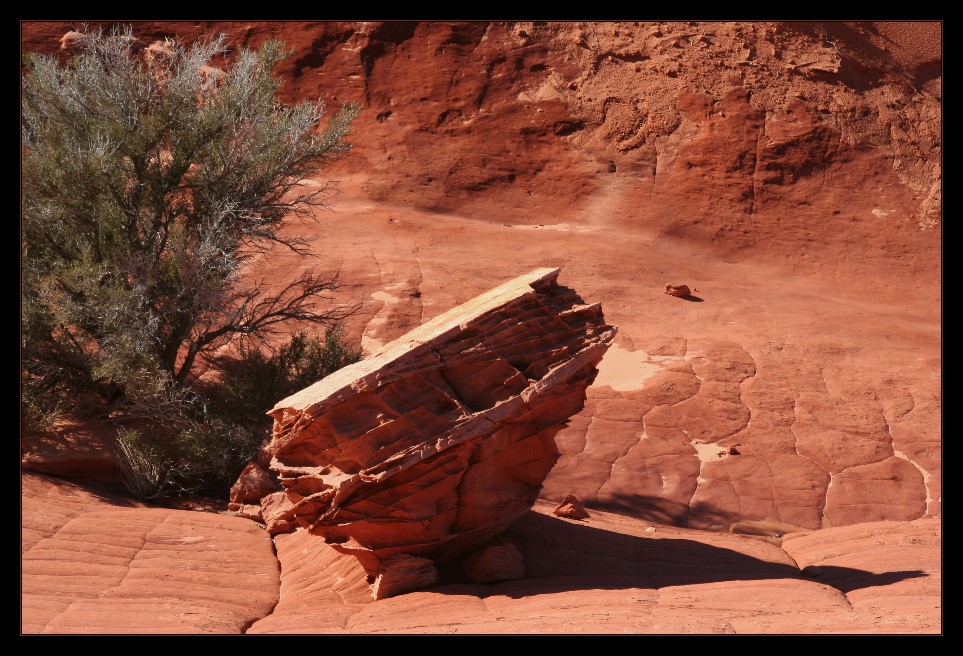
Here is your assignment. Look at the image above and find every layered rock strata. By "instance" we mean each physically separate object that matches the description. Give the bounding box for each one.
[260,267,616,573]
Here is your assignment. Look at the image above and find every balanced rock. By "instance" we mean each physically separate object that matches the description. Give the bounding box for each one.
[261,267,616,571]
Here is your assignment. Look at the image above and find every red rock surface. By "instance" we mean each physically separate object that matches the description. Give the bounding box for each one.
[227,461,276,522]
[463,541,526,584]
[21,21,940,633]
[21,473,279,634]
[261,268,615,570]
[229,461,277,505]
[21,474,940,634]
[245,528,371,633]
[372,554,440,600]
[247,500,939,633]
[554,494,591,520]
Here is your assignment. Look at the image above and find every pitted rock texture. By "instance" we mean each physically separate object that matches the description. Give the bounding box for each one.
[261,268,616,568]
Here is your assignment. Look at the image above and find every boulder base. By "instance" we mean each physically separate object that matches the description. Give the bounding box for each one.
[261,268,616,570]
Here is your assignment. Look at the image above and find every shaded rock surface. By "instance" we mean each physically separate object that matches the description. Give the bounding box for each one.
[249,500,939,634]
[372,554,440,600]
[227,461,275,522]
[261,267,616,570]
[22,420,120,484]
[229,461,277,505]
[463,541,525,583]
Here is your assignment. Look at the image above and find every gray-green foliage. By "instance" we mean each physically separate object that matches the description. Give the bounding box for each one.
[23,26,359,400]
[216,325,364,430]
[112,327,363,499]
[22,26,363,496]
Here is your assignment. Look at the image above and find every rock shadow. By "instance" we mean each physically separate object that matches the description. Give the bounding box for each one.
[465,509,927,599]
[22,472,142,508]
[592,492,695,526]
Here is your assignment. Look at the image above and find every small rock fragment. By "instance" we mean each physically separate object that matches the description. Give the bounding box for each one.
[227,502,264,523]
[463,541,525,583]
[230,461,277,505]
[665,283,691,297]
[802,565,823,578]
[372,554,440,600]
[554,494,590,520]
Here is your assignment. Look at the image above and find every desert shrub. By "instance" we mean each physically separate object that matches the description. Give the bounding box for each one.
[215,325,364,429]
[114,428,172,499]
[22,25,363,495]
[114,419,259,499]
[21,376,65,433]
[114,326,363,499]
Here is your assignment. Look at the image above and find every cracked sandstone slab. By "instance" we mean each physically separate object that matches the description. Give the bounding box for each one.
[21,474,280,634]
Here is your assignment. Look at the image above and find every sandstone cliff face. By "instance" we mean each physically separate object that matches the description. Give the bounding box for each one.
[260,268,615,569]
[22,22,941,256]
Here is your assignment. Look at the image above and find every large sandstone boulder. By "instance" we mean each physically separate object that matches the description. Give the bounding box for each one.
[260,267,616,572]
